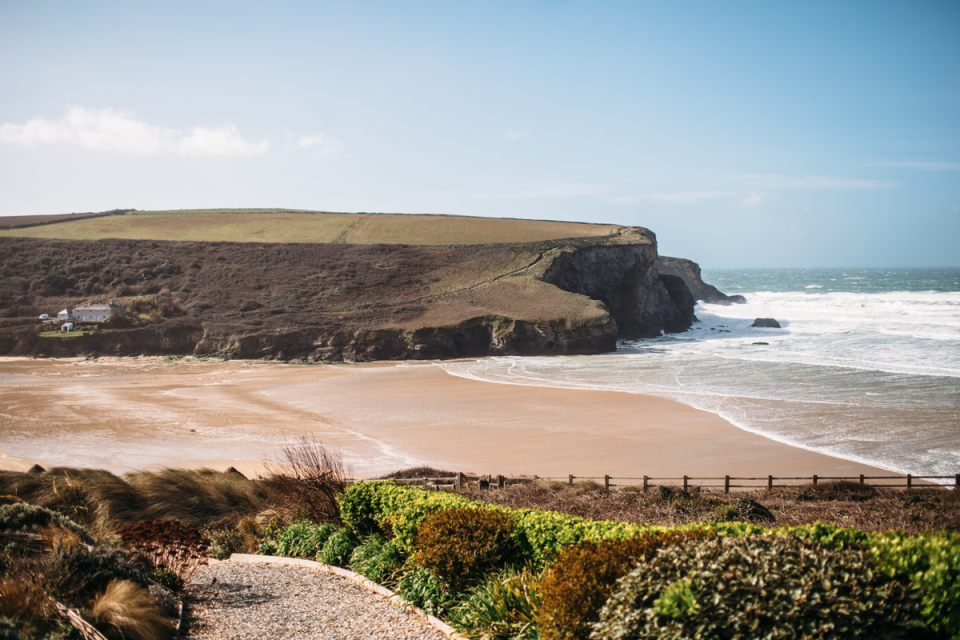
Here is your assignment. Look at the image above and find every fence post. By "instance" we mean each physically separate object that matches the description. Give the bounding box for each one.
[422,477,427,490]
[907,474,912,490]
[683,475,688,492]
[604,474,610,490]
[813,474,818,486]
[643,475,648,492]
[568,474,574,485]
[497,475,504,490]
[859,474,864,486]
[724,475,730,493]
[768,475,773,490]
[956,474,959,489]
[455,472,462,491]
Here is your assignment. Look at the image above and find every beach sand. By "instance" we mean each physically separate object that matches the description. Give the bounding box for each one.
[0,357,892,479]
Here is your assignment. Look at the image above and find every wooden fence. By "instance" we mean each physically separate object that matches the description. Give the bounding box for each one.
[373,472,959,492]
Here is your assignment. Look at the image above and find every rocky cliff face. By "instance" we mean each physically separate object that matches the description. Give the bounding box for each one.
[543,241,697,339]
[657,256,746,305]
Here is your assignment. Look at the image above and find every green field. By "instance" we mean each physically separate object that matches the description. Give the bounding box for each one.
[0,209,621,245]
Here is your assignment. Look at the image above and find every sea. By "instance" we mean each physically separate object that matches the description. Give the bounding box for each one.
[441,268,960,479]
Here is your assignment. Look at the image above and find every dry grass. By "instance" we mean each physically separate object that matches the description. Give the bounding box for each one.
[90,579,174,640]
[264,436,349,524]
[0,467,270,533]
[463,479,960,534]
[0,210,620,245]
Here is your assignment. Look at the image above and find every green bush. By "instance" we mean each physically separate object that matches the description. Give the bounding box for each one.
[339,483,960,637]
[415,508,517,592]
[450,566,542,640]
[348,535,404,586]
[396,566,456,618]
[538,530,709,640]
[0,504,93,544]
[317,528,359,567]
[593,535,927,640]
[274,521,336,559]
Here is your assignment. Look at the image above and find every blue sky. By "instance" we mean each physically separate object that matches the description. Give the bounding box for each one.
[1,1,957,267]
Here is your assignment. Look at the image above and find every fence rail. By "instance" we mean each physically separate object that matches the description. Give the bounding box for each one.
[357,472,959,493]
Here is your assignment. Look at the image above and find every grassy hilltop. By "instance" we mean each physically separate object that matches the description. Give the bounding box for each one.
[0,208,619,245]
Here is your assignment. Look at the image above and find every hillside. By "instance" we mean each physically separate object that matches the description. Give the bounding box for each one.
[0,209,619,245]
[0,219,696,360]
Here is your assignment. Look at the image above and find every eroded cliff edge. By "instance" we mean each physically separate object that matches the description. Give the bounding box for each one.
[0,230,695,361]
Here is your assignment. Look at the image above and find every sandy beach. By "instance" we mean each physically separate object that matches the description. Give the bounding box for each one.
[0,357,892,479]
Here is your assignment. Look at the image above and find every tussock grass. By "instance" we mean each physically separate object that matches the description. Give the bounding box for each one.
[0,467,270,533]
[90,579,174,640]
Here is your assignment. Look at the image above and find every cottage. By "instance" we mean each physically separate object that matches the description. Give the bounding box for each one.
[72,302,126,323]
[57,309,71,322]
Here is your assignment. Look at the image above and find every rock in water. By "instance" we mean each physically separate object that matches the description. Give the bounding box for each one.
[751,318,781,328]
[657,256,747,304]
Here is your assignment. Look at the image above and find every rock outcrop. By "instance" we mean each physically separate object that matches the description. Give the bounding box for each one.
[751,318,781,328]
[658,256,746,305]
[542,240,697,340]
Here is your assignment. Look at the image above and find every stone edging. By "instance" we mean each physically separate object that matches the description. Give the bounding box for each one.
[225,554,467,639]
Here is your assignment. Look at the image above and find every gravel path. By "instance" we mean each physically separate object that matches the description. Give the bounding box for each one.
[184,562,449,640]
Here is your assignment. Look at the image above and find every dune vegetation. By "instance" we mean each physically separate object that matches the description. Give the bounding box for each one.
[2,442,959,640]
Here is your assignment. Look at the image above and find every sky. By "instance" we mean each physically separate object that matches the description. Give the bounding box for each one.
[1,0,958,267]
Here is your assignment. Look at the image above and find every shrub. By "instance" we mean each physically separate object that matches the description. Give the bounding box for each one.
[450,566,542,640]
[396,566,455,618]
[348,535,404,586]
[208,529,245,561]
[713,497,774,523]
[0,504,92,545]
[592,535,927,640]
[538,530,709,640]
[117,520,209,591]
[47,546,143,607]
[316,528,359,567]
[415,508,517,593]
[89,579,174,640]
[273,522,336,559]
[263,436,348,525]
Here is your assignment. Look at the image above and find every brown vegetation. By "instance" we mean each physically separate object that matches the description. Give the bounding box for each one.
[463,479,960,534]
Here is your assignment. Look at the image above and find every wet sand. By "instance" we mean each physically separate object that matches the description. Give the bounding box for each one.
[0,357,892,479]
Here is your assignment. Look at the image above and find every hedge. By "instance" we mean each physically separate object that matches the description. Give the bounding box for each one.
[338,481,960,637]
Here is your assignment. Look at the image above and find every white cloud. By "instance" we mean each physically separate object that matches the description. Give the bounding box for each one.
[297,133,345,154]
[732,174,895,190]
[507,129,530,140]
[870,161,960,171]
[514,182,611,198]
[0,106,268,157]
[741,191,764,208]
[606,190,734,204]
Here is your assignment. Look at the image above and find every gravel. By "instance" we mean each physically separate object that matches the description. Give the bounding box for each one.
[184,562,449,640]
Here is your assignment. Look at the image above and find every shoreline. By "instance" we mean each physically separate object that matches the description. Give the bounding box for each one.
[0,356,895,479]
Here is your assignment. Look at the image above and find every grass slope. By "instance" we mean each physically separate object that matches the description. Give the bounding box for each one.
[0,209,621,246]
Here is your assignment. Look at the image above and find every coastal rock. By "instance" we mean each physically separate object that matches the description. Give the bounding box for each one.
[751,318,781,328]
[658,256,746,305]
[543,239,697,339]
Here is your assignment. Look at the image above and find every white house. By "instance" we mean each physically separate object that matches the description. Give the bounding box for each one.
[57,309,72,322]
[60,323,74,332]
[72,302,126,323]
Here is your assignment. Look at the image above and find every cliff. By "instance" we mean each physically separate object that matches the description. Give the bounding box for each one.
[0,231,695,361]
[657,256,746,305]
